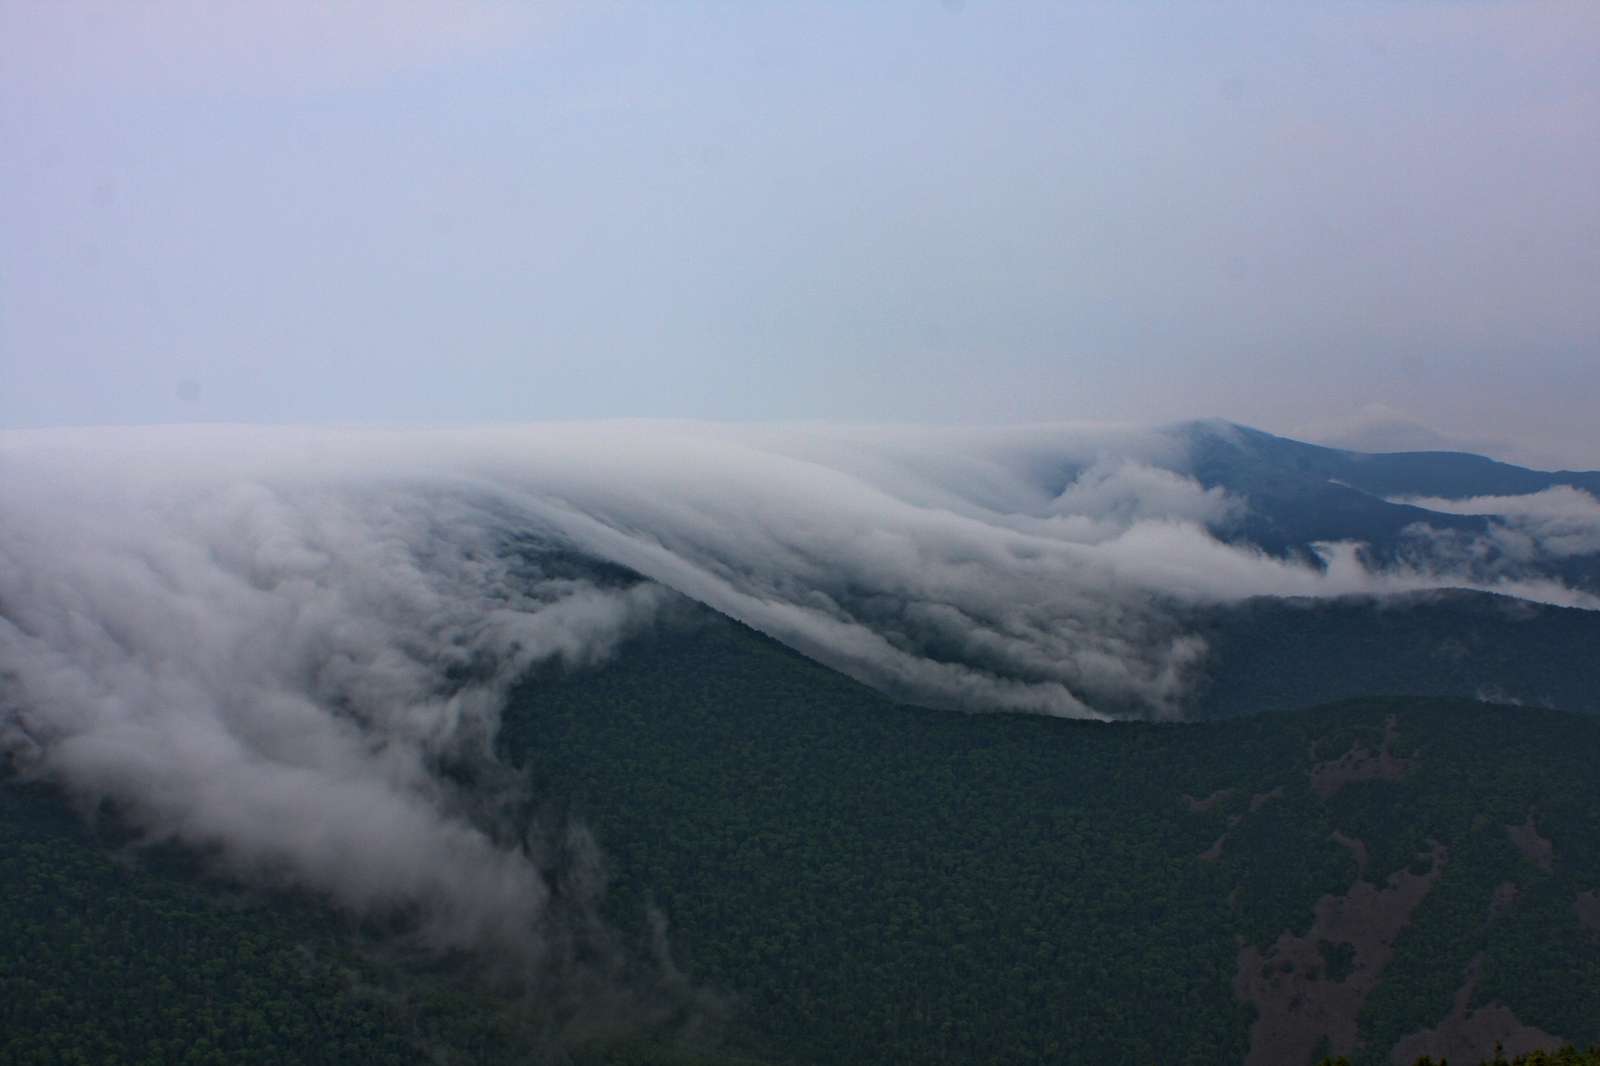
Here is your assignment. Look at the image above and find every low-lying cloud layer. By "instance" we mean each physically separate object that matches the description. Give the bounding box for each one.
[1,419,1596,1012]
[0,459,680,1007]
[1396,486,1600,561]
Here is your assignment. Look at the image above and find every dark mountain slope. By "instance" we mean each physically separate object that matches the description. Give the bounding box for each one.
[0,778,756,1066]
[1174,422,1489,557]
[1183,422,1600,502]
[502,611,1600,1066]
[1163,423,1600,590]
[1189,590,1600,719]
[7,598,1600,1066]
[0,782,433,1065]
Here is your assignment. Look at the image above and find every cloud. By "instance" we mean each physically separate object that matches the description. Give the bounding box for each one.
[1396,485,1600,560]
[1,418,1596,1019]
[1293,405,1600,472]
[5,419,1592,726]
[1294,404,1507,457]
[0,455,694,1020]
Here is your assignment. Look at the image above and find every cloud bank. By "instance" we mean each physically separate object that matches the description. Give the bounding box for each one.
[0,451,686,1022]
[1,419,1596,1014]
[1396,486,1600,560]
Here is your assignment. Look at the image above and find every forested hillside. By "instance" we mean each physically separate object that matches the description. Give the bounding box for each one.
[6,605,1600,1065]
[0,780,753,1066]
[1190,590,1600,718]
[502,611,1600,1066]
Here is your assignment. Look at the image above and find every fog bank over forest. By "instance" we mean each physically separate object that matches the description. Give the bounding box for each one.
[2,418,1598,991]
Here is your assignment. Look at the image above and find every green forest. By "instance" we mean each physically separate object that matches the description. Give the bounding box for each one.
[6,609,1600,1064]
[1188,590,1600,718]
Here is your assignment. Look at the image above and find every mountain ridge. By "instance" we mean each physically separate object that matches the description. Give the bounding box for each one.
[5,597,1600,1064]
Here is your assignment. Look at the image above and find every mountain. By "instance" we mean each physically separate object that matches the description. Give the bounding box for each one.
[1176,422,1600,504]
[11,605,1598,1065]
[1162,421,1600,589]
[499,611,1600,1066]
[0,773,752,1066]
[1188,590,1600,719]
[5,422,1600,1065]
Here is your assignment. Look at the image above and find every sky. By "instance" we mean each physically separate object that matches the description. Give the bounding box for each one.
[3,1,1598,467]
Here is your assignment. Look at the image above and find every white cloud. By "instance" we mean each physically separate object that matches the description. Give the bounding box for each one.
[1398,485,1600,559]
[0,454,674,1001]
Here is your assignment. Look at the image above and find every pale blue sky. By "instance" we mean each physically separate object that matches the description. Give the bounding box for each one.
[3,2,1597,465]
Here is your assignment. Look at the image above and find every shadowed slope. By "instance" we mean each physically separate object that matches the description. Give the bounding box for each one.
[1189,590,1600,719]
[500,611,1600,1066]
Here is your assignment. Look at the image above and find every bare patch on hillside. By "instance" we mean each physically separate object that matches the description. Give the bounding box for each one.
[1249,786,1285,812]
[1235,842,1447,1066]
[1184,788,1233,812]
[1330,830,1368,872]
[1576,891,1600,933]
[1390,953,1563,1066]
[1507,811,1553,870]
[1309,715,1415,798]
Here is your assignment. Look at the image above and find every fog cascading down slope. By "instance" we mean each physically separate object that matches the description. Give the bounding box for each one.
[2,420,1597,1009]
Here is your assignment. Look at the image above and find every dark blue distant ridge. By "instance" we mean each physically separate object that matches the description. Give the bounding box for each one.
[1154,421,1600,586]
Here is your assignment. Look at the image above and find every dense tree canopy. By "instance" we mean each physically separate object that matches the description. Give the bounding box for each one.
[6,610,1600,1064]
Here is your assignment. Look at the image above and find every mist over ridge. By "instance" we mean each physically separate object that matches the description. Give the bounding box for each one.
[3,416,1599,1005]
[5,417,1598,724]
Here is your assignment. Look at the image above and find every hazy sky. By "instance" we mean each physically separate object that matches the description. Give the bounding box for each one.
[3,2,1597,465]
